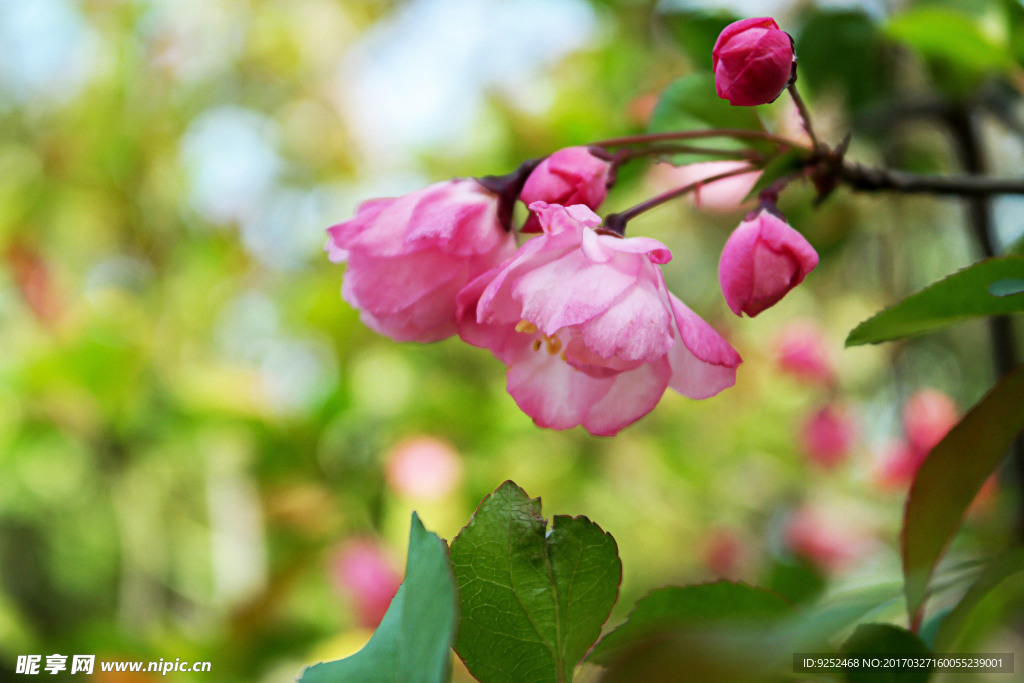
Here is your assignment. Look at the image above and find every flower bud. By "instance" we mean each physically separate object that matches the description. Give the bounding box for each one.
[903,388,958,453]
[775,321,835,386]
[519,147,611,233]
[712,17,794,106]
[331,539,401,628]
[719,208,818,317]
[800,403,857,469]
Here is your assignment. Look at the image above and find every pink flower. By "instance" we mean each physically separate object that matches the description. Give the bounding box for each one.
[385,436,463,500]
[903,388,958,453]
[800,403,857,469]
[331,538,402,628]
[519,147,612,233]
[719,209,818,317]
[873,439,927,491]
[457,202,741,436]
[713,17,794,106]
[784,507,866,573]
[326,179,518,342]
[775,321,835,386]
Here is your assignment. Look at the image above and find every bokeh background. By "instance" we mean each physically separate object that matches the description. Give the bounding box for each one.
[2,0,1023,680]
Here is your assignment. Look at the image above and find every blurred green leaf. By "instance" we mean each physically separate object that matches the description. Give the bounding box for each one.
[762,557,827,605]
[934,548,1024,651]
[796,10,890,110]
[841,624,931,683]
[589,582,791,666]
[903,364,1024,625]
[846,257,1024,346]
[886,8,1013,75]
[299,513,456,683]
[648,74,767,163]
[657,8,737,69]
[450,480,621,683]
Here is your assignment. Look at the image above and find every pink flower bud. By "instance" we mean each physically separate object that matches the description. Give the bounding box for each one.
[903,388,958,453]
[712,17,794,106]
[775,321,835,386]
[325,179,517,343]
[703,529,744,579]
[872,439,924,491]
[719,209,818,317]
[385,436,463,500]
[331,538,402,629]
[519,147,612,233]
[800,403,857,469]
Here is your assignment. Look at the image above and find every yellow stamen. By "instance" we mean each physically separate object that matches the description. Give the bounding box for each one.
[545,337,562,355]
[515,320,538,334]
[532,339,542,352]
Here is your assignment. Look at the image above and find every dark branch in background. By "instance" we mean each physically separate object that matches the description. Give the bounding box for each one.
[839,163,1024,196]
[943,104,1024,542]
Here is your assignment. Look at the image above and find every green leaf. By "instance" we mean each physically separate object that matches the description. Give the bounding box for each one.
[648,73,767,163]
[450,481,621,683]
[657,8,737,68]
[589,582,791,666]
[796,10,890,111]
[903,364,1024,626]
[886,8,1013,74]
[934,548,1024,651]
[845,257,1024,346]
[841,624,932,683]
[300,513,457,683]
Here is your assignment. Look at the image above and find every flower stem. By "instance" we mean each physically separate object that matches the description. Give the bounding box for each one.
[787,82,823,152]
[603,165,762,235]
[593,129,810,151]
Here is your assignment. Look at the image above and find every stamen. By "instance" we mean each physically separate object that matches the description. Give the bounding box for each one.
[532,339,542,352]
[515,320,538,334]
[545,337,562,355]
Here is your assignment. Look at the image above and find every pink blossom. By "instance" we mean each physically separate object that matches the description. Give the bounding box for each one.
[800,403,857,469]
[703,529,744,579]
[873,439,923,491]
[903,388,958,453]
[385,436,463,500]
[326,179,517,342]
[713,17,794,106]
[784,507,865,573]
[457,202,741,436]
[331,538,402,628]
[719,209,818,317]
[519,147,612,233]
[775,321,835,386]
[652,161,761,213]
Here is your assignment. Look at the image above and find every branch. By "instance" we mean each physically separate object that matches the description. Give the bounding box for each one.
[839,162,1024,197]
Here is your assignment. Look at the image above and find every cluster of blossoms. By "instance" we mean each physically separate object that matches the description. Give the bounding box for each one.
[326,18,817,435]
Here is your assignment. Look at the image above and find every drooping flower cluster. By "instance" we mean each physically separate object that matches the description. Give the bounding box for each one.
[326,15,822,435]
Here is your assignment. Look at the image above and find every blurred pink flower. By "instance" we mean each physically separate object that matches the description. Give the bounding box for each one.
[775,321,835,386]
[519,147,611,233]
[385,436,463,500]
[872,439,924,491]
[457,202,741,436]
[800,403,857,469]
[713,17,794,106]
[784,507,864,573]
[903,388,958,453]
[653,161,761,213]
[719,208,818,317]
[331,538,402,629]
[703,529,744,579]
[326,179,517,342]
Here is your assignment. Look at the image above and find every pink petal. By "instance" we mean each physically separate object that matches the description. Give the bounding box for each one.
[666,295,741,398]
